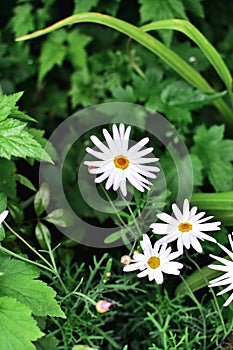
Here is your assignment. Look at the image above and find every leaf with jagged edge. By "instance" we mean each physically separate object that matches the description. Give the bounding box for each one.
[0,253,66,318]
[0,296,44,350]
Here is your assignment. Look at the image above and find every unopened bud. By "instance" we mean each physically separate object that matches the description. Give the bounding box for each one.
[120,255,131,265]
[95,300,114,313]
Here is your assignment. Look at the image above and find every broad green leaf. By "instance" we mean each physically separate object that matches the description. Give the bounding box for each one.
[34,183,50,216]
[15,174,36,191]
[175,265,222,295]
[0,159,17,199]
[0,296,43,350]
[15,13,233,122]
[139,0,187,45]
[73,0,99,13]
[0,253,66,318]
[110,85,136,102]
[0,118,52,162]
[67,30,92,69]
[35,221,51,250]
[39,30,67,82]
[0,226,5,241]
[11,4,35,37]
[44,209,74,227]
[0,92,23,121]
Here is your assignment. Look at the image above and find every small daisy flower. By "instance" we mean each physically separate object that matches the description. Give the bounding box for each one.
[208,233,233,307]
[150,199,221,253]
[0,210,8,224]
[123,234,183,284]
[84,123,160,196]
[95,300,114,313]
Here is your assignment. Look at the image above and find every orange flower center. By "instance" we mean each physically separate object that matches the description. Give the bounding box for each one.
[178,222,192,232]
[114,155,129,170]
[147,256,160,269]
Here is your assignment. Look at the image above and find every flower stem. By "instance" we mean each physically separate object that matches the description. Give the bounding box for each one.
[4,221,54,270]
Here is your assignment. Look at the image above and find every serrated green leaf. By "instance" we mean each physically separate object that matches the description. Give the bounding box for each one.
[35,221,51,250]
[0,253,66,318]
[139,0,187,45]
[161,81,227,110]
[0,92,24,121]
[0,118,52,162]
[73,0,99,13]
[39,30,67,82]
[10,107,37,123]
[15,174,36,191]
[34,183,50,216]
[44,209,74,227]
[110,85,136,102]
[0,159,17,199]
[11,4,35,37]
[0,296,44,350]
[67,30,92,69]
[191,125,233,192]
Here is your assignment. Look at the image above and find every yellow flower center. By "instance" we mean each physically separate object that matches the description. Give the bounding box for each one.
[178,222,192,232]
[114,155,129,170]
[147,256,160,269]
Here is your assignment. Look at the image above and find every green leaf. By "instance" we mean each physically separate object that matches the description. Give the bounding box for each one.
[67,30,92,69]
[15,174,36,191]
[10,107,37,123]
[11,4,35,37]
[0,296,43,350]
[35,335,59,350]
[0,118,52,162]
[44,209,74,227]
[0,159,17,199]
[184,0,205,18]
[35,221,51,250]
[39,30,67,82]
[110,85,136,102]
[34,183,50,216]
[0,92,24,121]
[0,253,66,318]
[139,0,187,45]
[104,228,128,244]
[0,193,7,212]
[191,125,233,191]
[73,0,99,14]
[175,265,222,295]
[161,81,227,110]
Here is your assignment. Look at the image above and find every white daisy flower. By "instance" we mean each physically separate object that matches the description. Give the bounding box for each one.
[0,210,8,224]
[84,123,160,196]
[208,233,233,307]
[150,199,221,253]
[123,234,183,284]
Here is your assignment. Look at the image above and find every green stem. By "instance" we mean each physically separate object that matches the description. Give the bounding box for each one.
[4,221,54,270]
[120,192,141,236]
[0,245,53,273]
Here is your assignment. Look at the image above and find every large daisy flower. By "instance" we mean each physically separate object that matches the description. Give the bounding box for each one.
[84,123,160,196]
[208,233,233,307]
[123,234,183,284]
[150,199,221,253]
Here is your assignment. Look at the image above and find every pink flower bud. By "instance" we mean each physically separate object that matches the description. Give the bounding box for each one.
[120,255,131,265]
[95,300,114,314]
